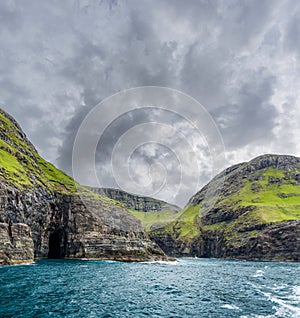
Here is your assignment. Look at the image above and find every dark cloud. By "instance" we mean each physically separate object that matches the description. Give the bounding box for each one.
[0,0,299,205]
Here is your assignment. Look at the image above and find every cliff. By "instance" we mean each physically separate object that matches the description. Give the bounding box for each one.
[1,107,299,263]
[0,109,167,264]
[151,155,300,261]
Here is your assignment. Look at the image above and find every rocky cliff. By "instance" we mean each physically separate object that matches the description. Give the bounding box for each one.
[0,109,167,264]
[151,155,300,261]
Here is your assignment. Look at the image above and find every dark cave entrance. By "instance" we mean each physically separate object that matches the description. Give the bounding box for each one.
[48,231,64,259]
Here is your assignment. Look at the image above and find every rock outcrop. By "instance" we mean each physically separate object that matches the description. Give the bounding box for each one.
[0,109,167,264]
[151,155,300,262]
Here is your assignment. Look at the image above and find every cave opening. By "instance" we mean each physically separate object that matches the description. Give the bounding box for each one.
[48,231,64,259]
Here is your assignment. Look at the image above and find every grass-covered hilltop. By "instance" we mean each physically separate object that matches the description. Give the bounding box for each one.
[0,107,299,264]
[0,109,168,265]
[150,155,300,261]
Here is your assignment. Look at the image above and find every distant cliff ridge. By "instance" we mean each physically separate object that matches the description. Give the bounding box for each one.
[89,187,181,213]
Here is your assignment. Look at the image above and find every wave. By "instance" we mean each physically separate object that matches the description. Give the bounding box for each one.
[261,291,300,317]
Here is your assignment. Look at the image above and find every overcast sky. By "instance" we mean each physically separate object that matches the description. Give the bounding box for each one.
[1,0,300,206]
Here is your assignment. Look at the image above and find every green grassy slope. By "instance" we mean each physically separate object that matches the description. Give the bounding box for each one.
[129,209,181,231]
[0,110,77,193]
[152,204,202,240]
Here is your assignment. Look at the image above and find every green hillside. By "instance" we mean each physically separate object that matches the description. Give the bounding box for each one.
[151,155,300,246]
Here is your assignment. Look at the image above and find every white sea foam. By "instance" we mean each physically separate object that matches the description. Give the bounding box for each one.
[103,260,119,263]
[286,286,300,309]
[221,304,240,310]
[253,269,264,277]
[249,282,300,318]
[13,261,35,266]
[261,290,300,317]
[293,286,300,297]
[143,260,180,265]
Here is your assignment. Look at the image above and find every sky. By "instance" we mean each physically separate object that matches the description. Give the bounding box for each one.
[1,0,300,207]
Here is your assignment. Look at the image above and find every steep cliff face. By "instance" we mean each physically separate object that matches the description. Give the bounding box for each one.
[0,109,167,264]
[151,155,300,261]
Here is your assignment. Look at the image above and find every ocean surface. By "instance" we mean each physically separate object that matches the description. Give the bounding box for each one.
[0,258,299,318]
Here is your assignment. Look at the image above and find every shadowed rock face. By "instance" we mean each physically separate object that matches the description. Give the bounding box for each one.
[151,220,300,261]
[0,109,167,265]
[0,187,165,264]
[151,155,300,262]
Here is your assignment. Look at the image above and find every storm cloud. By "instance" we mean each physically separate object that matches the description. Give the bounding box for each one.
[1,0,300,206]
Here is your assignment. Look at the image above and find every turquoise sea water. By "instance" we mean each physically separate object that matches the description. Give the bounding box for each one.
[0,258,299,317]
